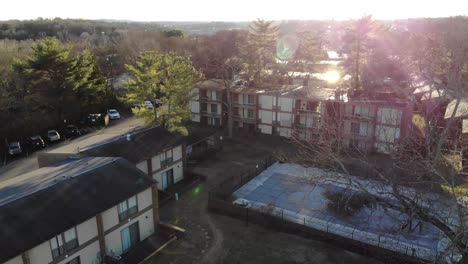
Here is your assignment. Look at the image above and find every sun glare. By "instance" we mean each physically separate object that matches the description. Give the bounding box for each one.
[324,71,340,83]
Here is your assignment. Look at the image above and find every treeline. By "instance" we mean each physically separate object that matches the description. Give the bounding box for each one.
[0,16,467,141]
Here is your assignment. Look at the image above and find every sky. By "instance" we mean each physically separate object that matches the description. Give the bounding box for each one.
[1,0,467,21]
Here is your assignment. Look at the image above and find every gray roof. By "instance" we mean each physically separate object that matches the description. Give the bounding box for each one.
[444,98,468,119]
[0,157,154,263]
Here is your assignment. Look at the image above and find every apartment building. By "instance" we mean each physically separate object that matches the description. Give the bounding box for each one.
[1,157,160,264]
[190,79,226,127]
[340,99,411,154]
[258,85,299,137]
[231,86,259,133]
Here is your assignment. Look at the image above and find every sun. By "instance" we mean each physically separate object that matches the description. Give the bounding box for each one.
[323,71,340,83]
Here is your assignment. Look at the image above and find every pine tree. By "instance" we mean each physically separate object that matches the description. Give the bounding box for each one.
[123,51,199,135]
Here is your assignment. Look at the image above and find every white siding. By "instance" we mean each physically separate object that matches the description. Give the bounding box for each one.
[102,206,119,232]
[259,124,272,134]
[139,209,154,241]
[173,145,182,160]
[279,97,293,112]
[279,112,293,127]
[137,188,152,211]
[191,101,200,114]
[191,113,200,122]
[260,95,272,110]
[151,156,161,172]
[136,161,148,174]
[4,256,22,264]
[76,217,98,246]
[29,241,53,264]
[57,241,100,264]
[260,110,272,124]
[279,127,291,138]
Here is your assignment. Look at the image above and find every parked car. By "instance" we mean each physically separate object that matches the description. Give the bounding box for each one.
[8,142,22,156]
[232,198,252,208]
[108,109,121,120]
[87,113,104,126]
[47,130,61,142]
[26,135,46,150]
[64,125,81,138]
[144,100,154,109]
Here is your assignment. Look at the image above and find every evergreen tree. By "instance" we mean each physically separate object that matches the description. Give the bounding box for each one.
[241,19,278,84]
[123,51,199,135]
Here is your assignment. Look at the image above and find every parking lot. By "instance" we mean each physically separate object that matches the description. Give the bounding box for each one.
[0,116,144,182]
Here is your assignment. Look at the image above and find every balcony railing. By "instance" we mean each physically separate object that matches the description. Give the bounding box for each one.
[200,96,221,102]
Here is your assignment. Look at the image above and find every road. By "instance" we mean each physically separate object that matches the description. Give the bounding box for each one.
[0,116,144,182]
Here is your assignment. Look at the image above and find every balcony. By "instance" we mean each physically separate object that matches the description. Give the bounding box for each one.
[200,96,221,103]
[344,113,373,120]
[272,105,281,111]
[201,110,221,117]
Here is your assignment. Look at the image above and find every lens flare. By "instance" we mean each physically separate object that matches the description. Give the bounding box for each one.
[324,71,340,83]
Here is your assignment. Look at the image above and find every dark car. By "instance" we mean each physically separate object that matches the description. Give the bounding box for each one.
[64,125,81,138]
[26,135,46,150]
[87,113,107,126]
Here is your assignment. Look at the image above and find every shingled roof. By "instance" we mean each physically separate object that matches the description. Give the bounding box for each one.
[0,157,155,263]
[82,127,185,164]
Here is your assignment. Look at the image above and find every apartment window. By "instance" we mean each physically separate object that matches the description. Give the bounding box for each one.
[247,109,254,119]
[50,235,64,259]
[211,104,218,114]
[66,257,81,264]
[243,94,255,104]
[201,103,207,112]
[160,149,173,166]
[118,195,138,222]
[350,122,360,135]
[352,105,370,117]
[50,227,78,259]
[64,227,79,251]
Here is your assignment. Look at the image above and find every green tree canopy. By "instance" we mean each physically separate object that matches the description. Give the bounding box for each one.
[123,51,199,135]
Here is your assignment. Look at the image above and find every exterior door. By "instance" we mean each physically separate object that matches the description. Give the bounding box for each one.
[121,222,139,253]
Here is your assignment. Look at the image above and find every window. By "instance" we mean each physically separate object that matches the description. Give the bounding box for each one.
[201,103,207,112]
[243,94,255,104]
[160,149,173,166]
[50,235,64,259]
[352,105,370,117]
[64,227,79,251]
[66,257,81,264]
[247,109,254,119]
[215,91,221,100]
[118,195,138,222]
[211,104,218,114]
[350,122,360,135]
[50,227,78,259]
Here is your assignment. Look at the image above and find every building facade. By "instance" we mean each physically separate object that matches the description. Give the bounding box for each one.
[1,157,159,264]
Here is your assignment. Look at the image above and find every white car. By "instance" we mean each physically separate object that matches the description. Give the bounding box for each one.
[47,130,61,142]
[233,198,252,208]
[8,142,22,155]
[144,101,154,109]
[108,109,121,119]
